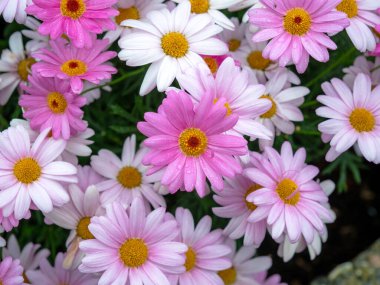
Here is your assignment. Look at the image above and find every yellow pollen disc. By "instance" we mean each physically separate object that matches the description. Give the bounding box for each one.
[349,108,375,132]
[218,267,237,285]
[76,217,95,240]
[116,6,140,25]
[283,8,312,36]
[13,158,41,184]
[247,51,271,71]
[244,184,262,211]
[204,57,219,74]
[47,92,68,114]
[117,166,142,189]
[60,0,86,19]
[276,178,300,206]
[161,32,189,58]
[190,0,210,13]
[260,95,277,118]
[185,247,197,272]
[178,128,208,157]
[336,0,358,18]
[23,272,30,283]
[119,238,148,268]
[17,58,36,81]
[228,39,241,52]
[213,98,232,116]
[61,59,87,76]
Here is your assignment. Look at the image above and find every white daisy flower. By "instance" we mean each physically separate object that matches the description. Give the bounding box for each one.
[343,55,380,88]
[0,32,36,105]
[91,134,166,209]
[118,2,228,95]
[171,0,236,30]
[336,0,380,52]
[0,0,30,24]
[220,17,248,55]
[105,0,167,44]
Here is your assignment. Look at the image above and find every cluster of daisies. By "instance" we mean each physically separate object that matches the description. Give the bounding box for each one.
[0,0,380,284]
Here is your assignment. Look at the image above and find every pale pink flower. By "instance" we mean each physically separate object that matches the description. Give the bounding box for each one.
[0,256,24,285]
[244,141,334,244]
[79,199,188,285]
[32,38,117,94]
[253,272,287,285]
[343,56,380,88]
[0,125,77,220]
[0,211,25,232]
[138,89,247,197]
[249,0,349,73]
[168,207,231,285]
[26,0,118,48]
[316,73,380,162]
[28,252,98,285]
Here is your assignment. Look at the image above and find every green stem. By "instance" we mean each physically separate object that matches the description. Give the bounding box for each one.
[305,46,357,88]
[295,129,320,136]
[81,67,146,95]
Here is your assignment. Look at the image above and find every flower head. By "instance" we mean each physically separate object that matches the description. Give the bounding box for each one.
[138,89,247,197]
[0,257,24,285]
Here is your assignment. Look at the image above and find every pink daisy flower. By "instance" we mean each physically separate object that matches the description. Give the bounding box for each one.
[0,256,24,285]
[26,0,119,48]
[138,89,248,197]
[249,0,349,73]
[201,54,240,75]
[336,0,380,52]
[2,234,50,282]
[212,170,267,247]
[177,57,272,142]
[91,134,166,209]
[20,74,87,140]
[253,272,287,285]
[317,73,380,162]
[168,207,231,285]
[244,141,334,244]
[32,38,117,94]
[0,211,25,232]
[28,252,98,285]
[79,199,188,285]
[343,56,380,88]
[0,125,77,220]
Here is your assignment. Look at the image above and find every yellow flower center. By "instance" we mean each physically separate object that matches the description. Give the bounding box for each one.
[60,0,86,19]
[13,158,41,184]
[190,0,210,13]
[218,267,237,285]
[76,217,95,240]
[283,8,312,36]
[349,108,375,132]
[260,95,277,118]
[47,92,68,114]
[276,178,300,206]
[336,0,358,18]
[228,39,241,52]
[161,32,189,58]
[119,238,148,268]
[61,59,87,76]
[185,247,197,272]
[373,28,380,38]
[213,98,232,116]
[117,166,142,189]
[116,6,140,25]
[17,58,36,81]
[204,57,219,74]
[178,128,208,157]
[23,272,30,283]
[247,51,271,71]
[244,184,262,211]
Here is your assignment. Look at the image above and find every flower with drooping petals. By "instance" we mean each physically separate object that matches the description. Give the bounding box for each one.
[79,199,188,285]
[2,234,49,282]
[91,134,166,208]
[20,74,87,140]
[244,141,334,244]
[0,125,77,220]
[26,0,119,48]
[138,89,248,197]
[21,17,49,50]
[213,169,267,247]
[317,73,380,163]
[249,0,349,73]
[343,55,380,88]
[168,207,231,285]
[118,2,228,95]
[28,252,98,285]
[177,57,272,142]
[0,256,24,285]
[0,0,29,24]
[32,38,117,94]
[336,0,380,52]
